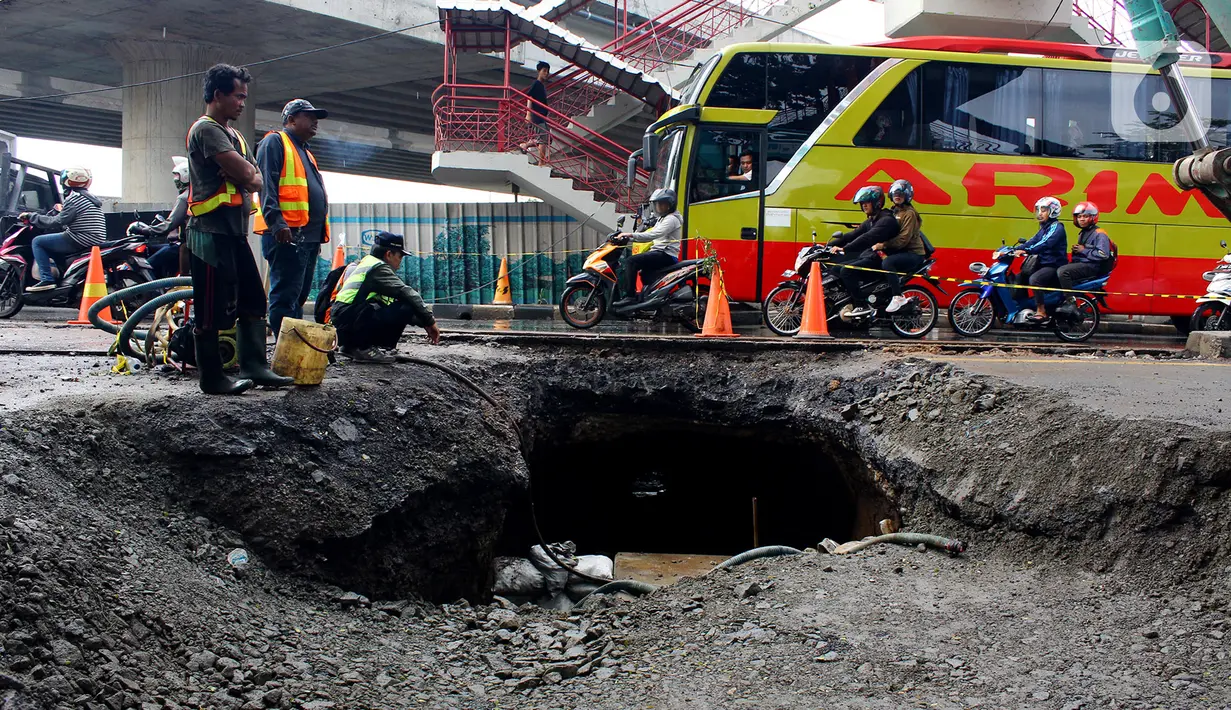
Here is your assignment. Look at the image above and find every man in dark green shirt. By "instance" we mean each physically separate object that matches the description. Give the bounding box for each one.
[330,232,440,363]
[186,63,293,394]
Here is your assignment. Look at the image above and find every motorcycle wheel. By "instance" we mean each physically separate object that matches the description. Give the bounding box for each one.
[0,263,24,319]
[559,283,605,329]
[1189,302,1230,332]
[762,284,804,336]
[677,284,709,334]
[1052,295,1100,342]
[889,287,938,339]
[947,287,994,337]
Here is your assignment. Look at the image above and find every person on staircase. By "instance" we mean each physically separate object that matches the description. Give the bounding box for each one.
[331,232,441,363]
[519,61,552,165]
[184,63,293,394]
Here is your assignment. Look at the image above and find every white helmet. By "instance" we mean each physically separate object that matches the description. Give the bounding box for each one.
[1034,196,1062,219]
[171,156,190,193]
[63,166,92,188]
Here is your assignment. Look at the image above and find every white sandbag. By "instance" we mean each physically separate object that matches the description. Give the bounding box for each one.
[529,541,577,591]
[492,556,547,597]
[564,554,614,597]
[572,554,613,580]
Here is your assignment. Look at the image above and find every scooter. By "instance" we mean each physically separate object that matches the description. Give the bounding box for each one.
[947,238,1110,343]
[1189,239,1231,331]
[0,221,156,319]
[760,231,942,338]
[558,218,709,332]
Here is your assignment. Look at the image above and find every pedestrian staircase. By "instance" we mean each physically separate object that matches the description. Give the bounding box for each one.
[433,0,831,230]
[550,0,841,136]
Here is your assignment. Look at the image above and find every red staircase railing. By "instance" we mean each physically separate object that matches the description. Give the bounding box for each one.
[433,83,650,212]
[545,0,782,122]
[1072,0,1131,46]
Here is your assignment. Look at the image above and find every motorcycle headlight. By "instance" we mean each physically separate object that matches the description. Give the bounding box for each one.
[782,270,795,278]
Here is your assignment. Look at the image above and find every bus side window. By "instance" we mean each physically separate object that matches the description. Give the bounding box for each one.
[854,69,921,149]
[921,62,1040,156]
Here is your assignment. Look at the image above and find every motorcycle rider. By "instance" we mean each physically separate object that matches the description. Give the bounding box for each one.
[1014,196,1069,322]
[829,185,898,318]
[1057,202,1113,296]
[20,166,107,292]
[877,179,927,314]
[128,156,191,279]
[612,188,681,307]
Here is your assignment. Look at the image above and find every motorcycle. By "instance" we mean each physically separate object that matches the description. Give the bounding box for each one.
[558,218,709,332]
[1189,239,1231,331]
[0,220,156,319]
[761,232,942,338]
[946,238,1109,343]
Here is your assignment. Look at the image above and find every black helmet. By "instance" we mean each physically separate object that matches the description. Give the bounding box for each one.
[889,179,913,203]
[852,185,885,212]
[649,188,676,212]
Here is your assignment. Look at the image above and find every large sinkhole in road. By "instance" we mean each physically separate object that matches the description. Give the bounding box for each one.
[503,417,895,558]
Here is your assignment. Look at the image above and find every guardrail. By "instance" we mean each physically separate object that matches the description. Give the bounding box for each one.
[433,83,650,212]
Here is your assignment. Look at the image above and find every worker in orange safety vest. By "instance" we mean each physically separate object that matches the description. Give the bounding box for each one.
[254,98,332,337]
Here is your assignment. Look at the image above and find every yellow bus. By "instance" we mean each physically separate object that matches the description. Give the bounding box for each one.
[637,36,1231,327]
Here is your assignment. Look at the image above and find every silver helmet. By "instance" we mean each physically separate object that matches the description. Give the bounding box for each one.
[649,188,676,212]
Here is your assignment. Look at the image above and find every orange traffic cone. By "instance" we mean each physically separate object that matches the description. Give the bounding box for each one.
[695,266,739,338]
[795,261,832,339]
[330,243,346,270]
[68,246,118,325]
[493,257,513,305]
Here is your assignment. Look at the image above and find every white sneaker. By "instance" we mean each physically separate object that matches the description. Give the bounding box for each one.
[885,295,910,313]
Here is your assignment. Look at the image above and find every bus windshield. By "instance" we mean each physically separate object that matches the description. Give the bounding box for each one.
[644,129,684,202]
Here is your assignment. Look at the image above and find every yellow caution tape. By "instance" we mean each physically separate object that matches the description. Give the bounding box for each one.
[830,262,1204,300]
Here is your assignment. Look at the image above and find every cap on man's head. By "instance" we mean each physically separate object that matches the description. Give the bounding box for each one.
[374,231,405,253]
[281,99,328,124]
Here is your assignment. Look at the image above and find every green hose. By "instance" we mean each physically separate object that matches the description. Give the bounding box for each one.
[88,277,192,338]
[114,291,193,359]
[823,533,967,556]
[713,545,802,571]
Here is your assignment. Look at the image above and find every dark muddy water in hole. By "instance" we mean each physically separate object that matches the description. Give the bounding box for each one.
[501,423,890,559]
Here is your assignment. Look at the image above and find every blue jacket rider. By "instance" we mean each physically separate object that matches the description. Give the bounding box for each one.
[1015,196,1069,321]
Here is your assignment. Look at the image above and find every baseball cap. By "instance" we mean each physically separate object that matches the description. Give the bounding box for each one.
[281,99,328,123]
[374,231,406,253]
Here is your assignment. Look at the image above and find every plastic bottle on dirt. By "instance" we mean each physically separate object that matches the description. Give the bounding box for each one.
[227,548,249,569]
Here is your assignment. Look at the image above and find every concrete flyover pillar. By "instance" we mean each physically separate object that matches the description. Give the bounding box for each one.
[109,41,256,206]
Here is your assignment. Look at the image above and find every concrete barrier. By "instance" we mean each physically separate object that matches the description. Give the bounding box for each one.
[1185,331,1231,358]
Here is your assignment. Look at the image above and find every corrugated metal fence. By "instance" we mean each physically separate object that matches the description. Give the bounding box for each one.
[309,203,607,304]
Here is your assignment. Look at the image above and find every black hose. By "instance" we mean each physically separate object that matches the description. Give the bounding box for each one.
[575,580,659,608]
[394,354,613,587]
[712,545,802,572]
[115,291,192,359]
[88,277,191,336]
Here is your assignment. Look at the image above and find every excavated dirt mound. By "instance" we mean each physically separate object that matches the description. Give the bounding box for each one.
[0,344,1228,709]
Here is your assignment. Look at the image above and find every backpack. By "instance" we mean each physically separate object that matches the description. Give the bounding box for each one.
[314,264,347,324]
[918,230,936,258]
[1104,236,1118,272]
